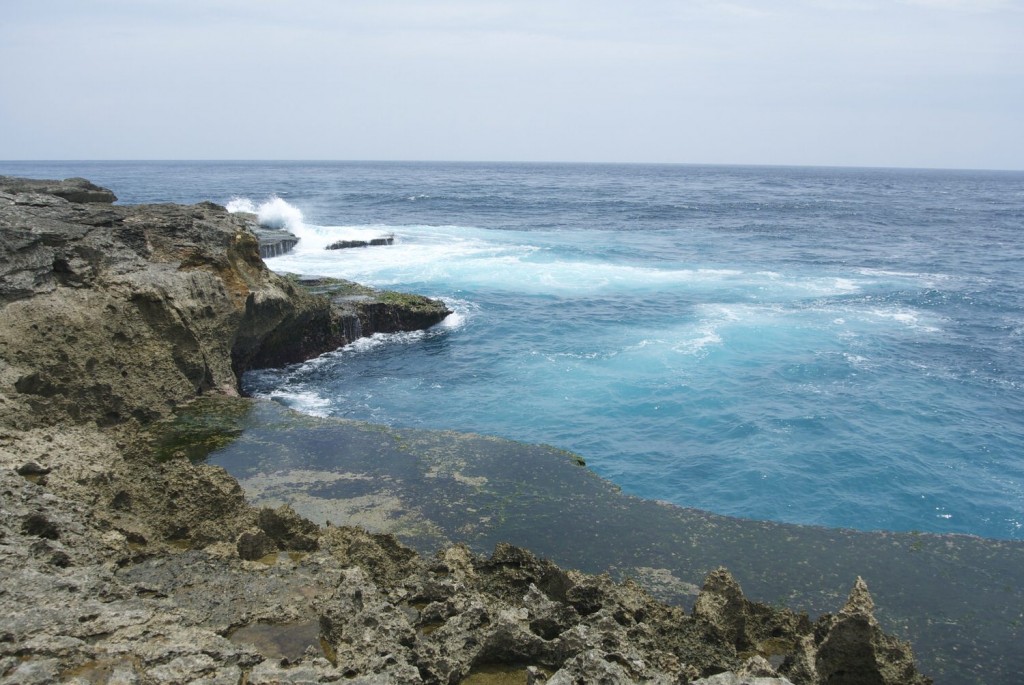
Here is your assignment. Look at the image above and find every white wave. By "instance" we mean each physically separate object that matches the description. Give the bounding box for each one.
[867,307,940,332]
[345,329,428,354]
[842,352,872,368]
[437,305,468,331]
[226,195,305,232]
[262,389,331,417]
[857,267,952,282]
[671,328,723,355]
[259,221,879,301]
[225,197,256,214]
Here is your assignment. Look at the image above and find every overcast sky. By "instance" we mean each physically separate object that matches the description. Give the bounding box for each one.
[1,0,1021,169]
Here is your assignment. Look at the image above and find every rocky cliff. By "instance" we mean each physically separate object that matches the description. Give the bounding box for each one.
[0,177,930,684]
[0,175,449,427]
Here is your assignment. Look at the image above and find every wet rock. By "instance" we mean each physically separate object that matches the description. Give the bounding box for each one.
[251,225,299,259]
[326,235,394,249]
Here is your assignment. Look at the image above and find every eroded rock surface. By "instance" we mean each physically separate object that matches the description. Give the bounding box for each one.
[0,177,929,684]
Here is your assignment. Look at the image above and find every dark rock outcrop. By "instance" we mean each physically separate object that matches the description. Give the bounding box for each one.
[326,235,395,249]
[250,224,299,258]
[0,175,117,204]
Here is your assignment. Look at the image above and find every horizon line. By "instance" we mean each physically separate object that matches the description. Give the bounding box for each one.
[1,158,1022,174]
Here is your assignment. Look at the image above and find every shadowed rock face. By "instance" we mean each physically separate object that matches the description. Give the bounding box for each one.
[0,177,929,684]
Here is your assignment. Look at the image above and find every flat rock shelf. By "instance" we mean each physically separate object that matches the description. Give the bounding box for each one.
[169,397,1024,685]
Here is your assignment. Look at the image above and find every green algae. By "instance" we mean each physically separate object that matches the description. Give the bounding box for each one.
[228,619,324,662]
[459,664,550,684]
[142,396,253,463]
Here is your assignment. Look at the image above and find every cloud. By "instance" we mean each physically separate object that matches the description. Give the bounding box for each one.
[901,0,1022,11]
[0,0,1021,167]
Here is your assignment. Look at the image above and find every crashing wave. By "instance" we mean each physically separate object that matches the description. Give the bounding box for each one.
[226,196,305,232]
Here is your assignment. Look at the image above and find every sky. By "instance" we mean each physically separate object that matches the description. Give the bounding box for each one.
[1,0,1021,169]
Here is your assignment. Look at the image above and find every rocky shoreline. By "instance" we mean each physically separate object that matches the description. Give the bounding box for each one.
[0,176,930,683]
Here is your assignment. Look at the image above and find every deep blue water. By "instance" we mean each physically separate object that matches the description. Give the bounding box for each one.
[4,160,1024,539]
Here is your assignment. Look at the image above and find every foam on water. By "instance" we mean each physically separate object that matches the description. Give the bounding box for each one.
[266,222,872,302]
[227,196,306,232]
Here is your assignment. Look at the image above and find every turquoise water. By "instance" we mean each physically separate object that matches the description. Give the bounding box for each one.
[4,161,1023,538]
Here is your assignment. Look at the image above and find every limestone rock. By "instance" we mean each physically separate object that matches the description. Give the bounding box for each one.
[812,577,931,685]
[236,527,275,561]
[694,567,751,650]
[258,504,320,551]
[318,567,419,679]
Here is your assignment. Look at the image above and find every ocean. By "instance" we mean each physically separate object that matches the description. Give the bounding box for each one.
[4,160,1023,540]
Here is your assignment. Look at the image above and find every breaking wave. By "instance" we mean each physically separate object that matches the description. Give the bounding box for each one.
[226,196,305,232]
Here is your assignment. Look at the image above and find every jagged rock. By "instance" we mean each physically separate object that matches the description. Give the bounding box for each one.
[741,655,783,678]
[694,567,751,650]
[693,567,811,660]
[236,527,275,561]
[318,567,419,679]
[545,649,644,684]
[258,504,320,551]
[0,176,449,427]
[693,673,795,685]
[321,525,420,589]
[692,655,795,684]
[812,577,931,685]
[21,513,60,539]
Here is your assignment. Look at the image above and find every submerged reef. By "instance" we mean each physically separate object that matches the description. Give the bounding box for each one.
[0,176,932,683]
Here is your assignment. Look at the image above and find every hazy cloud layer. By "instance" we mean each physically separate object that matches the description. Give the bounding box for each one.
[1,0,1021,168]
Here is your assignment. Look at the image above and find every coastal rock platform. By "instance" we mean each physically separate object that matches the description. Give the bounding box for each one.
[0,176,950,683]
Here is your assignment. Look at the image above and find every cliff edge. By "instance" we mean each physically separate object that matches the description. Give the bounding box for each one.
[0,177,929,684]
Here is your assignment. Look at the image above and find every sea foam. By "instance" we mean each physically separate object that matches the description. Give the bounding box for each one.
[227,196,306,232]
